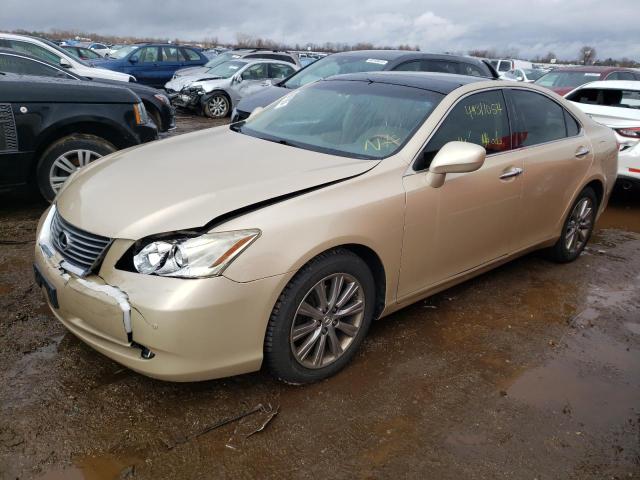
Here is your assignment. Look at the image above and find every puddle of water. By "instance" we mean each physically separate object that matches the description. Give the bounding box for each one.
[507,328,640,430]
[37,454,138,480]
[597,189,640,234]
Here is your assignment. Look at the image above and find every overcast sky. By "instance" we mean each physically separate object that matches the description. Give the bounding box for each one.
[3,0,639,60]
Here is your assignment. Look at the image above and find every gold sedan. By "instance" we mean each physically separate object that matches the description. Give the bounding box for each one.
[34,72,618,383]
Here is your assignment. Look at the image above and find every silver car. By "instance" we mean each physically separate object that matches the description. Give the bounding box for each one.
[165,59,298,118]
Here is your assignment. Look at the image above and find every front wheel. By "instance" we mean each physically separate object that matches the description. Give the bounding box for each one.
[548,186,597,263]
[264,249,376,384]
[202,92,230,118]
[36,134,116,202]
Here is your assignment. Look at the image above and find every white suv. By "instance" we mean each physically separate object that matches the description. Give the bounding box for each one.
[0,33,134,82]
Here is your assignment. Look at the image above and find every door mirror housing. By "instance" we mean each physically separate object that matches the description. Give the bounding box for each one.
[59,58,72,69]
[426,141,486,188]
[232,73,242,84]
[516,75,524,81]
[129,56,139,64]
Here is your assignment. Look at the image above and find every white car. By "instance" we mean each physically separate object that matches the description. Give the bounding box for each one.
[566,80,640,189]
[0,33,134,82]
[503,68,548,83]
[87,42,110,57]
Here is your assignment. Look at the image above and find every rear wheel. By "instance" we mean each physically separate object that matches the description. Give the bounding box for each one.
[36,134,116,202]
[203,92,230,118]
[264,249,376,384]
[548,187,597,263]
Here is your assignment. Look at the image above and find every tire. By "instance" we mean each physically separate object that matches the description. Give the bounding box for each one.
[265,248,376,384]
[147,107,163,131]
[202,92,230,118]
[548,186,598,263]
[36,134,116,202]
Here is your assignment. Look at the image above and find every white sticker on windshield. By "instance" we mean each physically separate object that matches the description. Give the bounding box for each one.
[366,59,388,65]
[274,90,299,109]
[585,73,600,76]
[228,66,239,69]
[232,55,241,58]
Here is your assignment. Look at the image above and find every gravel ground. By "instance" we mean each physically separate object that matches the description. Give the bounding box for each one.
[0,113,638,479]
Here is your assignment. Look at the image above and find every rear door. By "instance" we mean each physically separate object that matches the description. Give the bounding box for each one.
[505,88,593,249]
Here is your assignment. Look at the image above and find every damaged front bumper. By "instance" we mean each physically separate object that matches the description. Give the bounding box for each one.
[168,87,204,110]
[33,208,290,381]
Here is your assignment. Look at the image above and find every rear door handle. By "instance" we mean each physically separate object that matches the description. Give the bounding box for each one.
[575,146,590,158]
[499,167,524,180]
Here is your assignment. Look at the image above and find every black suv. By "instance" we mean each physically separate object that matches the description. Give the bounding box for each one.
[0,72,157,201]
[232,50,499,121]
[0,49,175,132]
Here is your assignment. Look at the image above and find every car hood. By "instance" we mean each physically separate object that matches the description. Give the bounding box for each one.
[165,73,226,92]
[235,85,289,113]
[57,126,379,239]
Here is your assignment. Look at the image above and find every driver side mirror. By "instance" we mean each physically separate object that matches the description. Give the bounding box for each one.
[129,56,139,64]
[59,58,72,69]
[232,73,242,84]
[426,141,486,188]
[516,75,524,81]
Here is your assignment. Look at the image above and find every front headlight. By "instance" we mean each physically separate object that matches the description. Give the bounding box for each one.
[133,101,149,125]
[133,229,260,278]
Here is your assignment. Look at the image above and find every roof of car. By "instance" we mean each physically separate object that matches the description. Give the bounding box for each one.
[329,49,483,63]
[571,80,640,91]
[325,71,487,94]
[552,66,636,73]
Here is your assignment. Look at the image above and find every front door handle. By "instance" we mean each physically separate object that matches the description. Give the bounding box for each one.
[499,167,524,180]
[575,146,590,158]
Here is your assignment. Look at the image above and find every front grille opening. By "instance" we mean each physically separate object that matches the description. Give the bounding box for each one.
[51,210,112,275]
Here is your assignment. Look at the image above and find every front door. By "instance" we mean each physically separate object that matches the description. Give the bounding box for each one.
[398,89,524,299]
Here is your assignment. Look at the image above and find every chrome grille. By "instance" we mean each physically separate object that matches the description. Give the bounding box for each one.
[50,210,112,274]
[0,104,18,153]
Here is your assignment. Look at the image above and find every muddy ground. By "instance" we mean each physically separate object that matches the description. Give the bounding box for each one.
[0,114,639,479]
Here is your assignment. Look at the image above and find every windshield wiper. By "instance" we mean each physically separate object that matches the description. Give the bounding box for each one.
[229,121,245,132]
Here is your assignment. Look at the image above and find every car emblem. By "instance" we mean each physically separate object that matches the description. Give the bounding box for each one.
[58,231,70,250]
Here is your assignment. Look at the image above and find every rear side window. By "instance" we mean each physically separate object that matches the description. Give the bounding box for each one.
[458,62,486,77]
[565,110,581,136]
[566,87,640,110]
[181,48,201,61]
[606,71,635,81]
[508,90,567,147]
[161,47,179,62]
[416,90,510,170]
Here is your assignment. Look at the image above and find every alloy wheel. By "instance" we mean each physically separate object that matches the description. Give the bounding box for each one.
[206,95,229,117]
[565,197,594,254]
[290,273,365,369]
[49,149,102,194]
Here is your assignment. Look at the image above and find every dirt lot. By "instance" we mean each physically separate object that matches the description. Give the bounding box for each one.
[1,114,639,479]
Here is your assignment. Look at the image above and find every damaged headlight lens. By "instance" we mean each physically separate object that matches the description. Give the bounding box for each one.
[133,229,260,278]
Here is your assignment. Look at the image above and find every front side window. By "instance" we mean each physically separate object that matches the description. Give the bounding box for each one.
[508,90,568,147]
[458,62,486,77]
[416,90,510,170]
[237,80,443,160]
[138,47,159,63]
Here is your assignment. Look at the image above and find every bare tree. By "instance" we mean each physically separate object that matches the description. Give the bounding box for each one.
[580,46,596,65]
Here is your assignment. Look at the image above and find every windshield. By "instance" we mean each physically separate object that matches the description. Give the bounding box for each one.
[523,69,546,80]
[109,45,139,59]
[235,80,443,160]
[204,60,248,78]
[283,55,389,89]
[41,38,90,67]
[535,71,602,88]
[204,51,241,68]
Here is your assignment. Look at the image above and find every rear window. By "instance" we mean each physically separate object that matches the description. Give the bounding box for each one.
[535,71,602,89]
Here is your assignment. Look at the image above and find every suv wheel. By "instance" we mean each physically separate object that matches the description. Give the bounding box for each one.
[203,93,230,118]
[264,248,376,384]
[37,134,116,202]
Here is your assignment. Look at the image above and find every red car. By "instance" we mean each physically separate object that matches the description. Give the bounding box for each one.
[534,66,640,96]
